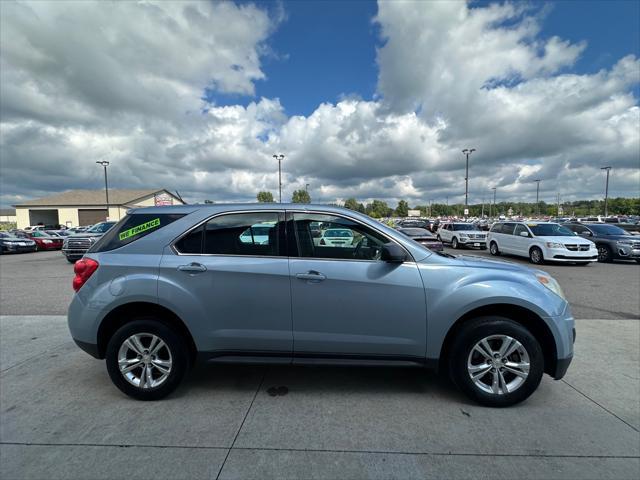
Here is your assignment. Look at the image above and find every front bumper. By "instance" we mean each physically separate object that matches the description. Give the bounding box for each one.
[2,244,37,253]
[546,246,597,262]
[458,238,486,247]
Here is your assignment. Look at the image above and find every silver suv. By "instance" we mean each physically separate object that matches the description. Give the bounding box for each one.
[68,204,575,407]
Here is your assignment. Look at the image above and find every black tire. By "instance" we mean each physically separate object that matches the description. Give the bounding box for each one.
[106,319,189,401]
[597,244,612,263]
[449,317,544,407]
[452,237,459,249]
[529,246,544,264]
[489,242,500,256]
[66,257,76,264]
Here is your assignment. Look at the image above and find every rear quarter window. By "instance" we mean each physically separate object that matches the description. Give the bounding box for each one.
[89,213,185,252]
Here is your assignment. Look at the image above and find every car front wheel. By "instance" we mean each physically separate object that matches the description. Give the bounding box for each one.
[529,247,544,264]
[597,245,612,263]
[489,242,500,255]
[452,237,459,249]
[106,319,189,401]
[449,317,544,407]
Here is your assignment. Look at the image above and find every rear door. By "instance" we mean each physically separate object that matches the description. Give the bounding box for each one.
[159,211,293,355]
[288,212,427,360]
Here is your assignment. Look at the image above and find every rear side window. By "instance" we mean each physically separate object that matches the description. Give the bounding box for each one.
[174,212,283,256]
[89,213,185,252]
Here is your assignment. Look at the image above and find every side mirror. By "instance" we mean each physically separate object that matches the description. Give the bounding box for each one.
[381,242,407,263]
[519,231,529,237]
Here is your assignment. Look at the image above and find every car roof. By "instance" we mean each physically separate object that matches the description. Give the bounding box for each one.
[128,203,364,216]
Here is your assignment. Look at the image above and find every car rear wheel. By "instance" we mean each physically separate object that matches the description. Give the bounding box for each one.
[529,247,544,264]
[597,245,612,263]
[452,237,459,249]
[449,317,544,407]
[489,242,500,256]
[106,319,189,401]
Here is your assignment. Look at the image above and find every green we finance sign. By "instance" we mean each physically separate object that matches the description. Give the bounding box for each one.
[119,218,161,241]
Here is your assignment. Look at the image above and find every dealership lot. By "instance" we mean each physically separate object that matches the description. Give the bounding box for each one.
[1,250,639,479]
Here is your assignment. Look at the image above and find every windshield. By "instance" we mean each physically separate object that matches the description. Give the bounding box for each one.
[87,222,116,233]
[588,224,628,236]
[453,224,479,231]
[529,223,575,237]
[400,228,433,237]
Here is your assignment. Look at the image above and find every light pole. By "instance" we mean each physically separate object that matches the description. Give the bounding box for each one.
[491,187,497,218]
[462,149,476,214]
[272,154,284,203]
[534,179,541,216]
[601,166,611,217]
[96,160,110,219]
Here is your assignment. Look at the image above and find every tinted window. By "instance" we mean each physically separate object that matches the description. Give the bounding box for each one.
[294,213,390,261]
[175,225,204,254]
[203,212,280,256]
[566,224,588,234]
[490,223,503,233]
[89,214,184,252]
[502,223,516,235]
[399,228,433,237]
[87,222,117,234]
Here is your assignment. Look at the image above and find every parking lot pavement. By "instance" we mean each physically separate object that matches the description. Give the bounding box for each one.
[1,315,638,479]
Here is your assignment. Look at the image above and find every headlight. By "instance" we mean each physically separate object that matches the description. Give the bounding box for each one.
[460,235,468,239]
[545,242,564,248]
[617,240,632,246]
[42,239,53,244]
[536,274,566,300]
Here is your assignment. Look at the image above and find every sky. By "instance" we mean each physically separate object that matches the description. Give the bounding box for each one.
[1,0,639,208]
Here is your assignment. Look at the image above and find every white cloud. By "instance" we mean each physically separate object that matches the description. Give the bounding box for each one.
[0,0,638,209]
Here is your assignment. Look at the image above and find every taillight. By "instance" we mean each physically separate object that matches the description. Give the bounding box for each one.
[73,258,99,292]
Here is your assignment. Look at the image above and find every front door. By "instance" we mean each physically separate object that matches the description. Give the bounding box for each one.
[159,211,292,355]
[289,212,427,360]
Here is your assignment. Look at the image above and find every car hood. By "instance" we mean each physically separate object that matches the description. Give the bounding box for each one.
[69,233,103,238]
[535,235,592,244]
[594,234,636,241]
[456,254,537,274]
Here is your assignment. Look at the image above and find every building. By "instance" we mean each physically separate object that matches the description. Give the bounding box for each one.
[14,189,184,229]
[0,208,17,223]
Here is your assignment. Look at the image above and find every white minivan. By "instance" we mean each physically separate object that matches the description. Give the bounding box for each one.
[487,222,597,265]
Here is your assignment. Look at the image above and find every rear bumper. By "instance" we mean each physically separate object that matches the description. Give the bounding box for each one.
[72,338,101,359]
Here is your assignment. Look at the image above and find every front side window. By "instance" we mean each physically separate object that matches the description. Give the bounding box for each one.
[293,213,390,261]
[514,224,529,237]
[490,223,503,233]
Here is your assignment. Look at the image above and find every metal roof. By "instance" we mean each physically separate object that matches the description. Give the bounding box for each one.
[14,189,175,207]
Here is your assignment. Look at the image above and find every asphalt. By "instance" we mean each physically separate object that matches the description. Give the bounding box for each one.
[0,249,639,479]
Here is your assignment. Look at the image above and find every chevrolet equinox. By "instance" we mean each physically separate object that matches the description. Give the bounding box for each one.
[68,204,575,407]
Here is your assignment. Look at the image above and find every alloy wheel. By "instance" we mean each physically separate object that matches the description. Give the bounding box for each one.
[467,335,530,395]
[597,246,610,262]
[118,333,173,389]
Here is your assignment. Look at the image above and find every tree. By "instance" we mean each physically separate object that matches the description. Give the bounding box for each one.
[344,198,363,212]
[395,200,409,217]
[291,189,311,203]
[365,199,392,218]
[256,191,274,203]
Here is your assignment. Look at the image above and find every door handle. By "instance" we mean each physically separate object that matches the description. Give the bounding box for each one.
[295,270,326,282]
[178,262,207,273]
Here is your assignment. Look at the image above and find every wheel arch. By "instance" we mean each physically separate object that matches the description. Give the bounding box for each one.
[96,302,197,362]
[438,303,558,377]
